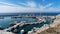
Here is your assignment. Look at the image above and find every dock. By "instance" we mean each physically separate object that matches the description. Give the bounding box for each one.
[4,21,44,31]
[0,30,14,34]
[11,16,36,18]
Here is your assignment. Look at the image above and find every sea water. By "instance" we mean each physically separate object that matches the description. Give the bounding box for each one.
[0,16,51,34]
[0,17,38,29]
[0,13,59,34]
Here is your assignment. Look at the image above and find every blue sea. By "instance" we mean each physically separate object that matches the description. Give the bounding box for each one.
[0,13,59,34]
[0,17,38,29]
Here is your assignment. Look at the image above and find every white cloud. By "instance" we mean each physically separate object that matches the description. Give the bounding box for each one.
[39,3,53,9]
[44,3,53,8]
[0,2,60,13]
[26,1,36,7]
[0,2,20,7]
[19,1,36,8]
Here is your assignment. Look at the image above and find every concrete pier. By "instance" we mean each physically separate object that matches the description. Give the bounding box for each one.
[4,20,45,32]
[0,30,14,34]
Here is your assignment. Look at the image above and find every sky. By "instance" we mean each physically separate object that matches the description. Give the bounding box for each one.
[0,0,60,13]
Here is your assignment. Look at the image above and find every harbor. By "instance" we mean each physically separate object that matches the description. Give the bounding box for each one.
[0,13,59,34]
[0,0,60,34]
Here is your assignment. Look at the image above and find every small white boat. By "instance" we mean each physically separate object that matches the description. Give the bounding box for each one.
[20,29,24,34]
[39,18,46,23]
